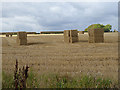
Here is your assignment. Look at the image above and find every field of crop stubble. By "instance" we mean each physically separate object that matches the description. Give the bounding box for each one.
[1,32,118,82]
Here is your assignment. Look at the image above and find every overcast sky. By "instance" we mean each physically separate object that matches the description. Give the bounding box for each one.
[1,2,118,32]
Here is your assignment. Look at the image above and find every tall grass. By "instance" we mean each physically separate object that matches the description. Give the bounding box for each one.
[2,72,14,88]
[2,70,118,88]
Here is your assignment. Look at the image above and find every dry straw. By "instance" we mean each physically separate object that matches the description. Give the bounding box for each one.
[64,30,78,43]
[88,28,104,43]
[16,31,27,45]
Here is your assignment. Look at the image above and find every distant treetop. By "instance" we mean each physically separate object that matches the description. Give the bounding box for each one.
[84,24,112,32]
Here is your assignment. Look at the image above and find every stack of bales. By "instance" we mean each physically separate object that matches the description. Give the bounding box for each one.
[88,28,104,43]
[64,30,78,43]
[6,34,9,37]
[79,31,84,34]
[16,31,27,45]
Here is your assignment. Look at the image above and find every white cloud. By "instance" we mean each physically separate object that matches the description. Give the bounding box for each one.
[1,0,119,2]
[1,2,118,32]
[2,16,43,32]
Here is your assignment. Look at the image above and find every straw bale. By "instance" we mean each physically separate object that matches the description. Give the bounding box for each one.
[64,30,70,37]
[88,28,104,43]
[70,30,78,37]
[6,34,9,37]
[64,30,78,43]
[17,32,27,39]
[64,37,70,43]
[70,37,78,43]
[64,30,70,43]
[16,31,27,45]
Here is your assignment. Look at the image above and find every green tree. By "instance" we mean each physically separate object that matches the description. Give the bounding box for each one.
[104,24,112,32]
[84,24,112,32]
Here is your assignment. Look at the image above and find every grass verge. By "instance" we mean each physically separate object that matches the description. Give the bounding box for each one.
[2,70,118,88]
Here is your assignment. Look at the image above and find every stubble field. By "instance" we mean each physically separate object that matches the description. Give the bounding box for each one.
[1,32,118,82]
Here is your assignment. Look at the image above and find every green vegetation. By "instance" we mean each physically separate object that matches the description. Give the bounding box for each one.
[2,72,14,88]
[84,24,112,32]
[114,29,118,32]
[2,71,118,88]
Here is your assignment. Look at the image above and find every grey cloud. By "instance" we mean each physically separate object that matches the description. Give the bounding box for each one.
[1,2,118,32]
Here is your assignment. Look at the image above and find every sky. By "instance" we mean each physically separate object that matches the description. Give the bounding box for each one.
[1,2,118,32]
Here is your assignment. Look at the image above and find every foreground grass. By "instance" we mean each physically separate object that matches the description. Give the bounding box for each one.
[2,71,118,88]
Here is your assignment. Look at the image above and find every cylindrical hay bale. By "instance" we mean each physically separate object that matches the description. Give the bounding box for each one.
[16,31,27,45]
[79,31,84,34]
[88,28,104,43]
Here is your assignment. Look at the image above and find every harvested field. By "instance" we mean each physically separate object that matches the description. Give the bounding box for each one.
[1,32,118,81]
